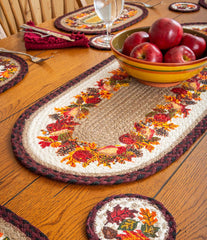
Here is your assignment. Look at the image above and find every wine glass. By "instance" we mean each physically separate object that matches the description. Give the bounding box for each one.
[94,0,125,49]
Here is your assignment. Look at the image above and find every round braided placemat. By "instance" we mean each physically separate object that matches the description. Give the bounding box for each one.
[0,205,48,240]
[86,194,176,239]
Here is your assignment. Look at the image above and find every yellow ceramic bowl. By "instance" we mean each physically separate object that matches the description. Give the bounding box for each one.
[110,27,207,87]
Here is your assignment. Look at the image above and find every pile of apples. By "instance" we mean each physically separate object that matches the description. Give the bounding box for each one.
[122,18,206,63]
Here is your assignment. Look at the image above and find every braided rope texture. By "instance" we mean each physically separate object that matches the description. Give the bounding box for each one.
[54,3,148,35]
[11,55,207,185]
[0,53,28,94]
[199,0,207,9]
[0,205,48,239]
[86,193,176,240]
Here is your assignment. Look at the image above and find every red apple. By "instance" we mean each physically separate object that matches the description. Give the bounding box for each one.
[164,45,196,63]
[122,31,149,56]
[130,42,163,63]
[149,18,183,50]
[180,33,206,59]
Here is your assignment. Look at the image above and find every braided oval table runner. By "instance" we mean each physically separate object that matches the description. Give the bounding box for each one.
[0,53,28,94]
[0,205,48,240]
[54,3,148,35]
[11,24,207,185]
[86,194,176,240]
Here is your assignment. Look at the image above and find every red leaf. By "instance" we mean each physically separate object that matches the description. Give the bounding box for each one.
[106,205,138,224]
[39,141,51,148]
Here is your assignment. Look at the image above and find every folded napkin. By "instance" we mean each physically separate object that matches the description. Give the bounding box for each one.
[24,21,89,50]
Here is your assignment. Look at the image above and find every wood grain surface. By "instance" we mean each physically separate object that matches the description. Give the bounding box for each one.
[0,0,206,239]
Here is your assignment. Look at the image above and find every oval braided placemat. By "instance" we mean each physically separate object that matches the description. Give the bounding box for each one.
[0,53,28,94]
[54,3,148,35]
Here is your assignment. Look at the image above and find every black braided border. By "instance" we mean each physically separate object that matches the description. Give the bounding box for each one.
[54,3,148,35]
[0,205,48,240]
[86,194,176,240]
[0,53,28,94]
[11,55,207,185]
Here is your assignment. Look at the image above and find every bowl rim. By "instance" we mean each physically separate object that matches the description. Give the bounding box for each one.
[110,26,207,67]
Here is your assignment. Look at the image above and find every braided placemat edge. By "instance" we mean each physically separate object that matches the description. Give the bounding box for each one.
[0,53,28,94]
[0,205,48,240]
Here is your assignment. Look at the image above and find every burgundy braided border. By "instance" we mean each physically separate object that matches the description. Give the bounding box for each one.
[11,55,207,185]
[0,53,28,94]
[89,35,111,50]
[181,22,207,26]
[0,205,48,240]
[54,3,148,35]
[86,194,176,240]
[199,0,207,8]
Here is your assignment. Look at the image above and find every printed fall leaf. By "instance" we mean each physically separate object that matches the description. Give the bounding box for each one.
[141,223,160,238]
[118,219,139,231]
[117,230,150,240]
[37,64,207,169]
[138,208,158,226]
[107,205,138,224]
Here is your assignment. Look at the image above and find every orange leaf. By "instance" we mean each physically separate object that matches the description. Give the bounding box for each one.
[139,208,158,226]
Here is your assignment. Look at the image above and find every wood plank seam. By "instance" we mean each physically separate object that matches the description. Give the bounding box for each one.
[153,131,207,199]
[2,176,41,206]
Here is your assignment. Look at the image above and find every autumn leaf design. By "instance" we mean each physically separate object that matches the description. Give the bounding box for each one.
[106,205,138,224]
[0,58,18,82]
[138,208,158,226]
[141,223,160,238]
[65,6,138,30]
[118,219,139,231]
[117,230,150,240]
[37,64,207,168]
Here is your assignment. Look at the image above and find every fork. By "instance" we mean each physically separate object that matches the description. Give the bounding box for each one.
[133,1,162,8]
[0,48,53,63]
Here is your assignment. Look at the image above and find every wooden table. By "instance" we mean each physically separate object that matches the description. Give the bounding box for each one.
[0,0,206,239]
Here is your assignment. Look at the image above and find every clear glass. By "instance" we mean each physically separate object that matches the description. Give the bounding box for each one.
[94,0,124,48]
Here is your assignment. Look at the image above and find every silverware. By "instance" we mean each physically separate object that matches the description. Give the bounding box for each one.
[0,48,53,63]
[133,1,162,8]
[20,24,75,42]
[20,30,51,38]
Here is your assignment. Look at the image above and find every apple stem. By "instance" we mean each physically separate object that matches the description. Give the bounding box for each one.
[183,55,190,61]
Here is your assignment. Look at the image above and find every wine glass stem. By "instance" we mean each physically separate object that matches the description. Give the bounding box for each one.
[106,22,113,42]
